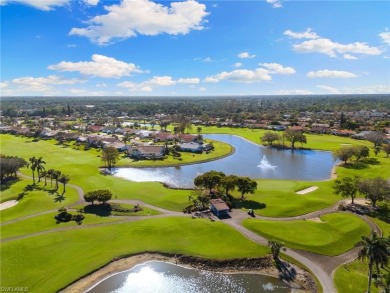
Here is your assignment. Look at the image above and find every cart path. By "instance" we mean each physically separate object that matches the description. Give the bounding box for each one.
[2,174,382,293]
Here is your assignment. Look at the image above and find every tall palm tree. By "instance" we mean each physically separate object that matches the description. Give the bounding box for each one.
[47,169,55,187]
[40,170,47,186]
[29,156,37,184]
[356,232,389,293]
[35,157,46,183]
[59,174,70,194]
[52,170,62,191]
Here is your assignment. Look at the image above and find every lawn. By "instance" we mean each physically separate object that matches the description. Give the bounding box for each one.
[0,217,269,292]
[243,213,371,255]
[0,178,79,222]
[334,217,390,293]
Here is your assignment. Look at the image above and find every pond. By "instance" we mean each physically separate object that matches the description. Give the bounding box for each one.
[113,134,336,188]
[86,261,291,293]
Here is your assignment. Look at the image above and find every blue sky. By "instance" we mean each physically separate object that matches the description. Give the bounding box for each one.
[1,0,389,96]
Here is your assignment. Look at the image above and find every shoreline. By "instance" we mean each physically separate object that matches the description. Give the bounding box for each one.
[60,253,317,293]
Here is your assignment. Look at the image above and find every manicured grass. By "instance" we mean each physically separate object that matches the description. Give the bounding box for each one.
[200,126,373,151]
[370,217,390,237]
[334,260,379,293]
[0,217,269,292]
[72,203,161,216]
[0,178,79,222]
[243,213,371,255]
[116,139,234,167]
[0,211,122,239]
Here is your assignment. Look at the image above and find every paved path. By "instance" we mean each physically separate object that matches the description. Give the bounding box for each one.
[1,174,382,293]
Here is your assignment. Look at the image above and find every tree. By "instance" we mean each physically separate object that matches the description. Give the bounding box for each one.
[364,132,384,148]
[194,170,225,195]
[261,132,281,147]
[40,170,47,186]
[35,157,46,183]
[284,129,307,149]
[219,175,238,196]
[359,177,390,208]
[382,144,390,157]
[47,169,55,187]
[197,127,202,135]
[58,174,70,194]
[0,155,28,182]
[101,146,119,170]
[352,145,370,161]
[268,240,284,260]
[96,189,112,204]
[333,176,360,204]
[29,156,37,184]
[236,176,257,199]
[333,146,355,164]
[52,170,62,190]
[84,191,97,205]
[356,232,389,293]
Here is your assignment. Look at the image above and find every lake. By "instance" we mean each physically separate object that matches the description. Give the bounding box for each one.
[86,261,291,293]
[113,134,336,188]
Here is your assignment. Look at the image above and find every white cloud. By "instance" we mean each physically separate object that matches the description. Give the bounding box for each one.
[351,85,390,94]
[266,0,282,8]
[11,75,85,92]
[118,75,199,92]
[48,54,145,78]
[199,87,206,92]
[316,85,341,94]
[69,0,209,45]
[283,28,319,39]
[205,63,295,83]
[96,83,107,87]
[259,63,296,74]
[83,0,98,6]
[68,88,105,95]
[307,70,357,79]
[379,31,390,45]
[0,0,69,10]
[343,54,357,60]
[205,68,271,83]
[292,38,382,58]
[0,82,8,89]
[233,62,243,67]
[238,52,256,59]
[276,89,313,95]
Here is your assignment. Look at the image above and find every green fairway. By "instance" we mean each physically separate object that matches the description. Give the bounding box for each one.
[0,217,269,292]
[243,213,371,255]
[0,178,79,222]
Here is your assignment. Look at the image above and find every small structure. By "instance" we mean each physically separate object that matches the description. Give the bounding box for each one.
[209,198,230,217]
[127,145,166,160]
[179,142,203,153]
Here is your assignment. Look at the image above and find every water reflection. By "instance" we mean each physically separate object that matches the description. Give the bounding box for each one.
[86,261,291,293]
[113,134,335,188]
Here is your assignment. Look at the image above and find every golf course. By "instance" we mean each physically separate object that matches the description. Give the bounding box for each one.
[1,127,389,293]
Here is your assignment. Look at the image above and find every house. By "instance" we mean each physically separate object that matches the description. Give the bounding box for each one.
[177,134,199,143]
[87,125,105,133]
[209,199,230,217]
[104,142,127,152]
[179,142,203,153]
[127,145,166,160]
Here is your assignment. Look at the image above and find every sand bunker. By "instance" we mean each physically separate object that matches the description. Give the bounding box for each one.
[0,200,18,211]
[296,186,318,195]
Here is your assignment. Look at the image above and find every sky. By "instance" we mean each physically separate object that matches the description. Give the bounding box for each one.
[1,0,389,97]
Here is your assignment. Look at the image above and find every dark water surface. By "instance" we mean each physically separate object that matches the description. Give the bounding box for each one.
[113,134,335,188]
[86,261,291,293]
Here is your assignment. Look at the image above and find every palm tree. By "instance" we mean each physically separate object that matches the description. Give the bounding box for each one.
[35,157,46,183]
[40,170,48,186]
[52,170,62,191]
[47,169,55,187]
[29,156,37,184]
[268,240,285,260]
[59,174,70,194]
[356,232,389,293]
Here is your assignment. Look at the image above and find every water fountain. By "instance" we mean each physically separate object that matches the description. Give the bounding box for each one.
[258,155,277,169]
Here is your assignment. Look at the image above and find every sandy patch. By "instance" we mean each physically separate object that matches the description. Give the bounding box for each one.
[296,186,318,195]
[0,200,18,211]
[307,217,324,223]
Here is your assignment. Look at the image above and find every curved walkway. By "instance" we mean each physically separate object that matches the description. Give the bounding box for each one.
[1,174,382,293]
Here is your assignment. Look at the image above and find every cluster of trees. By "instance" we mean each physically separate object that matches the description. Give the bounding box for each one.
[29,156,70,194]
[334,176,390,207]
[101,146,120,169]
[55,207,84,224]
[83,189,113,205]
[332,145,370,164]
[0,155,28,182]
[261,129,307,149]
[194,170,257,199]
